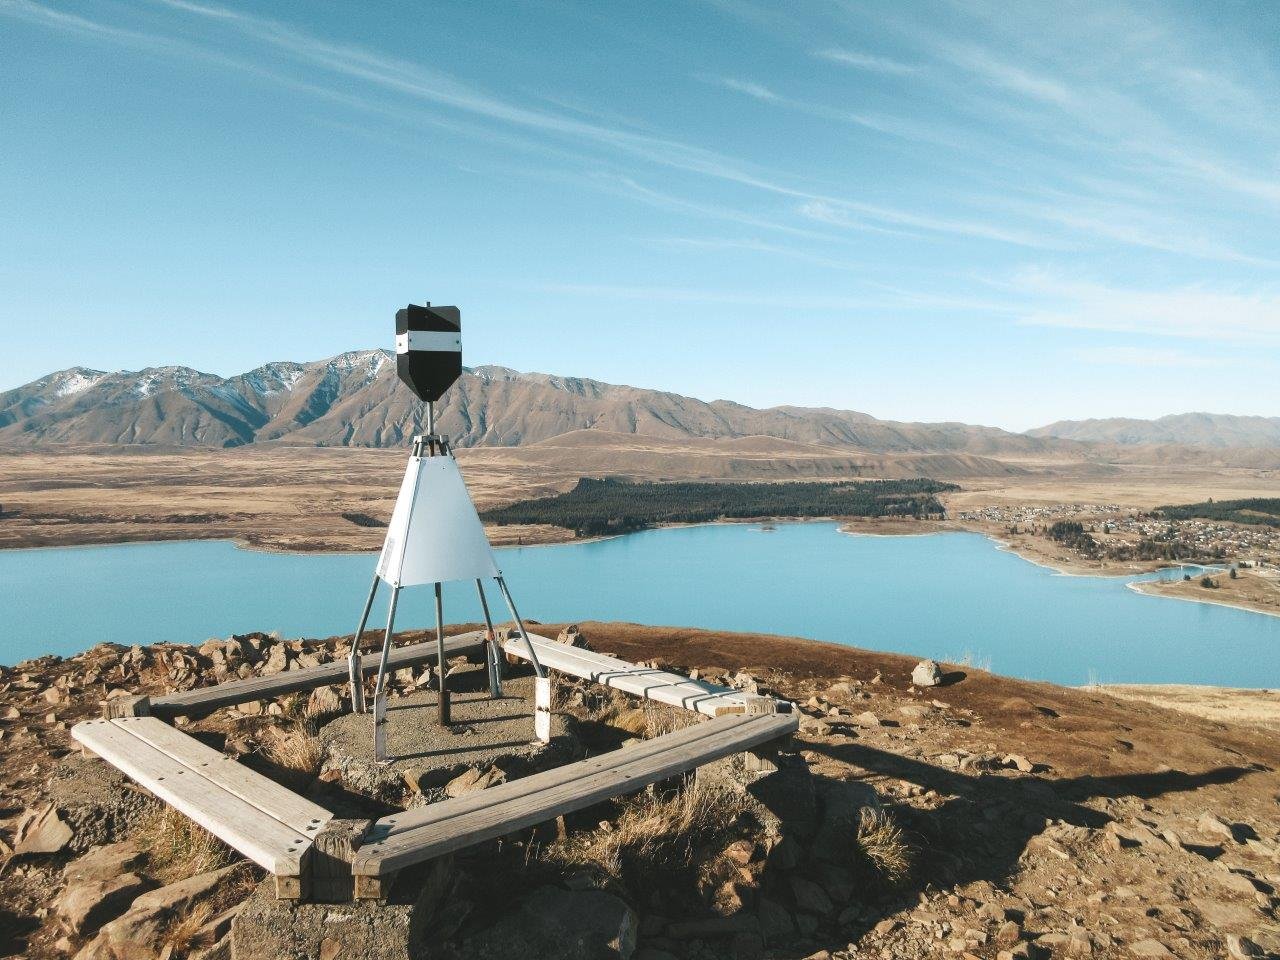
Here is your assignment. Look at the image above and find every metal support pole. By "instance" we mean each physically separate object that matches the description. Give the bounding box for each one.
[372,584,401,763]
[476,579,502,698]
[495,576,545,679]
[435,581,450,726]
[346,573,380,714]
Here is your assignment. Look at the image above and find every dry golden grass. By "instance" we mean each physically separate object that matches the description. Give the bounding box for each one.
[543,781,751,887]
[855,807,914,888]
[139,803,233,882]
[159,900,214,958]
[261,723,325,775]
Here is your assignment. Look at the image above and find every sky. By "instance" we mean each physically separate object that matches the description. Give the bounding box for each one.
[1,0,1278,430]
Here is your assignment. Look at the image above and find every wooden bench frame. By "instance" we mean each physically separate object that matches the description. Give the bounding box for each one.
[77,630,796,903]
[72,716,333,898]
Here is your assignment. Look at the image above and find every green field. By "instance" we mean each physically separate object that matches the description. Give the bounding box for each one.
[480,477,958,537]
[1156,498,1280,528]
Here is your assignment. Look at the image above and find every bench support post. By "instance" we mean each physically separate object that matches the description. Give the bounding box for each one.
[311,819,371,902]
[103,695,151,719]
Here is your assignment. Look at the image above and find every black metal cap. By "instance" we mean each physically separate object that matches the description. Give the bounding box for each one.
[394,303,461,402]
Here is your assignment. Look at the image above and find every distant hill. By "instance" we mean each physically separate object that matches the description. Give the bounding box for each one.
[1028,413,1280,449]
[0,352,1071,458]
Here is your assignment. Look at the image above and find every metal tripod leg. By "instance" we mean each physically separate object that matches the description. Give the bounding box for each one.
[476,579,502,698]
[435,582,450,726]
[495,576,545,678]
[347,573,380,714]
[495,577,551,743]
[372,584,401,763]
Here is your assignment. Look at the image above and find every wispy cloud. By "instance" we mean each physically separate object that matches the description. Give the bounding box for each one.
[1069,346,1225,369]
[799,199,1062,250]
[1014,270,1280,344]
[814,48,919,75]
[708,76,780,102]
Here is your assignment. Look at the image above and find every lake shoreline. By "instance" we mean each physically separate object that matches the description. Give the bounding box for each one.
[6,514,1279,625]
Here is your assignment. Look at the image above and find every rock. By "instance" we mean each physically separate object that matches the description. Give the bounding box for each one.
[56,873,150,936]
[1002,754,1035,773]
[1198,813,1237,842]
[811,779,881,864]
[94,865,239,959]
[1226,935,1264,959]
[14,803,74,855]
[911,660,943,687]
[722,839,755,867]
[63,841,145,885]
[666,915,757,938]
[873,918,900,936]
[261,643,289,676]
[853,710,882,727]
[755,896,794,944]
[800,716,832,736]
[789,877,834,916]
[1128,939,1172,957]
[308,685,342,716]
[996,920,1023,945]
[1214,867,1260,895]
[462,887,637,959]
[556,626,588,648]
[446,764,507,797]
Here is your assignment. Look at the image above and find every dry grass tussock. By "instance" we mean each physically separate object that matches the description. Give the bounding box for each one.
[542,780,751,890]
[159,900,214,958]
[140,803,233,882]
[262,722,325,775]
[855,806,913,888]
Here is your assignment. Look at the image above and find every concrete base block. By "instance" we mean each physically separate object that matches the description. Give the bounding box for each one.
[230,881,427,960]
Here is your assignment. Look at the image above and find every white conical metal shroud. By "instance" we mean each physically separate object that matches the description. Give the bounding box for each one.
[375,455,501,587]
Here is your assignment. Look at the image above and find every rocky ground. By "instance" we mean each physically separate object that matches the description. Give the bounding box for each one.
[2,622,1278,960]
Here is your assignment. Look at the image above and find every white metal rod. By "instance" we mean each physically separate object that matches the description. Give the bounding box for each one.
[476,579,502,698]
[372,584,401,762]
[495,576,545,679]
[435,581,450,726]
[347,573,380,714]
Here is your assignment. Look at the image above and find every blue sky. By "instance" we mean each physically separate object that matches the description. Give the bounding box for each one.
[2,0,1278,429]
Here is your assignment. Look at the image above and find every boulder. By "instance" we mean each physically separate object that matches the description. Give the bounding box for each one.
[788,877,834,916]
[911,660,943,688]
[557,625,588,648]
[13,803,73,855]
[1197,813,1237,842]
[56,872,151,936]
[87,865,239,960]
[445,764,507,798]
[811,779,881,864]
[1227,935,1264,959]
[63,841,146,885]
[461,887,637,959]
[755,896,794,944]
[1128,940,1172,957]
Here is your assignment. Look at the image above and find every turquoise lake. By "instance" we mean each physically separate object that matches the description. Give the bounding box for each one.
[1,522,1276,686]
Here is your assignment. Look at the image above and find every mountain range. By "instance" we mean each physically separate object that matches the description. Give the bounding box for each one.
[0,351,1274,455]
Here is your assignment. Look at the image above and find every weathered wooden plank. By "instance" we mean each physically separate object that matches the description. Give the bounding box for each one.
[354,712,797,876]
[502,634,749,716]
[151,631,486,718]
[369,712,765,841]
[71,719,313,877]
[110,717,332,837]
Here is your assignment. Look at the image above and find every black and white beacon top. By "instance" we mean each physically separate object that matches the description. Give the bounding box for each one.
[394,303,461,402]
